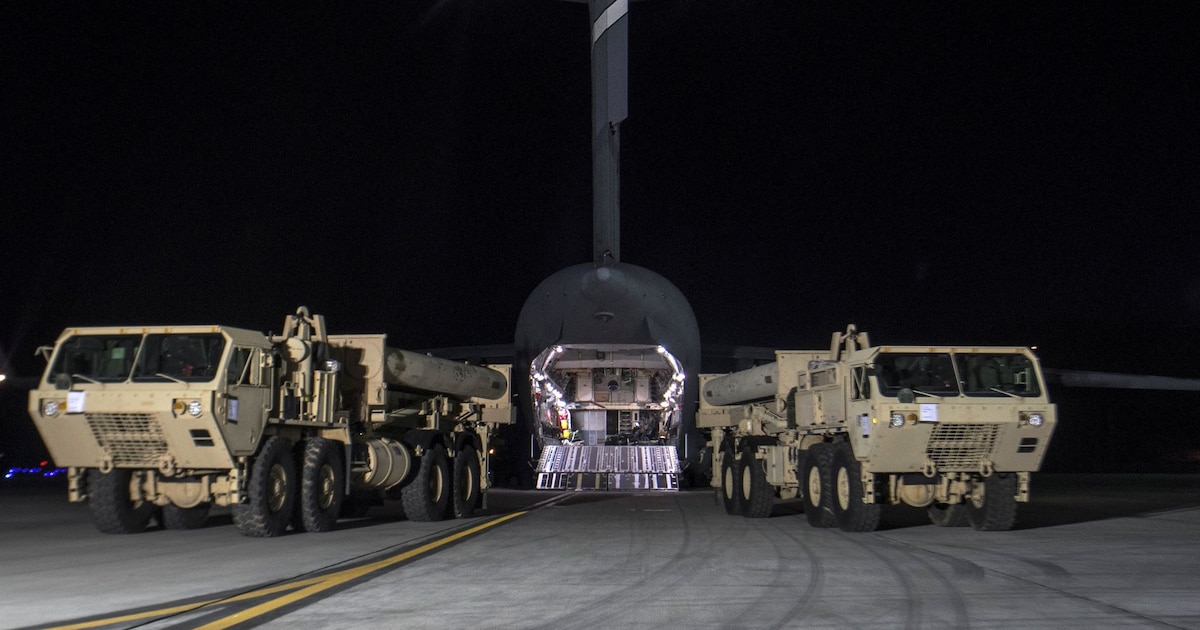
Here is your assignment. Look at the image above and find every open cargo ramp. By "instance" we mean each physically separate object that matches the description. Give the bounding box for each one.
[535,445,679,491]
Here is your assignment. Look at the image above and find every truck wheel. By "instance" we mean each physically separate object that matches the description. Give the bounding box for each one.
[233,436,297,537]
[162,503,211,530]
[928,502,969,527]
[720,444,741,516]
[966,473,1018,531]
[800,443,836,528]
[297,438,345,533]
[88,468,153,534]
[402,444,450,522]
[832,442,881,532]
[738,444,773,518]
[451,444,482,519]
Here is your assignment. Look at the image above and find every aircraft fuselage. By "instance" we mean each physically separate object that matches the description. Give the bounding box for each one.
[515,261,701,477]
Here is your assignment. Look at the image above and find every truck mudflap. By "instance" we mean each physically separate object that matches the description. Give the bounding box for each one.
[534,444,679,491]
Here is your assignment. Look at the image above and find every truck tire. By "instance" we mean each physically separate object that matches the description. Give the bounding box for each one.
[297,438,345,533]
[966,473,1018,531]
[88,468,153,534]
[738,444,773,518]
[402,444,450,522]
[832,442,881,532]
[720,444,741,516]
[928,502,969,527]
[162,503,211,530]
[451,445,482,519]
[233,436,297,537]
[800,443,836,528]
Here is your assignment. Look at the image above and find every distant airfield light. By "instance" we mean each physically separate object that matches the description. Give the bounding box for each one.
[4,463,67,480]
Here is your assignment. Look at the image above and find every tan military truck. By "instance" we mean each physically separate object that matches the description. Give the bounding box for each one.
[27,307,512,537]
[698,326,1056,531]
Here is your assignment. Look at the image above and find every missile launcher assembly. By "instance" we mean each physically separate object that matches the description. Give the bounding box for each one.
[698,326,1057,531]
[27,307,512,536]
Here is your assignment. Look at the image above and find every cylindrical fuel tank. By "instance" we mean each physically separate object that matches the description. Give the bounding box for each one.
[357,438,411,490]
[703,362,779,406]
[384,349,507,400]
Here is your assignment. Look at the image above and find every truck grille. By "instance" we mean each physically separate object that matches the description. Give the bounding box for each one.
[86,413,168,466]
[925,424,1000,472]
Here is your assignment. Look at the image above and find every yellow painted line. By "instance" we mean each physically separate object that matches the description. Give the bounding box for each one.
[46,511,527,630]
[49,602,216,630]
[47,577,328,630]
[198,510,528,629]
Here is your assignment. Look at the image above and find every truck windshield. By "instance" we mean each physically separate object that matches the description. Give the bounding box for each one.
[48,333,228,384]
[874,353,960,397]
[132,334,227,382]
[48,334,143,383]
[955,352,1041,397]
[874,351,1042,398]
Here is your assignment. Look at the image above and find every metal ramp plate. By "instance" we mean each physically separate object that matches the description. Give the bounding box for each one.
[535,445,679,491]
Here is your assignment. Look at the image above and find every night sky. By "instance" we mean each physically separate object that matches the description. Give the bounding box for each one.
[3,2,1199,471]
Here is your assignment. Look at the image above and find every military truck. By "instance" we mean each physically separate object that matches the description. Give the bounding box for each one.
[698,326,1056,531]
[26,307,512,537]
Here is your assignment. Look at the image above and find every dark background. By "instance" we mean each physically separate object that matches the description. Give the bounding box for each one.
[3,2,1198,473]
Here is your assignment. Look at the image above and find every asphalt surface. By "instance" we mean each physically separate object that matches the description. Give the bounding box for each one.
[2,474,1199,629]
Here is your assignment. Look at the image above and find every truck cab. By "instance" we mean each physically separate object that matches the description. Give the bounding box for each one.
[29,324,276,493]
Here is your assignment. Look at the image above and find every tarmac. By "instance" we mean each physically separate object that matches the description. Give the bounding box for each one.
[1,473,1198,629]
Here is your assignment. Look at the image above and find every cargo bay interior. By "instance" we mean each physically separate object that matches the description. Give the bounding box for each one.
[530,344,685,490]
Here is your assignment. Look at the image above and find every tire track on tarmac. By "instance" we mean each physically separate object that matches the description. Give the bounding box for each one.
[894,537,1189,628]
[834,530,972,629]
[740,515,974,629]
[527,493,709,630]
[753,517,824,629]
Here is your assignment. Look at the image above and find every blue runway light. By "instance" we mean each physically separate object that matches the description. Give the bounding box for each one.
[3,466,67,480]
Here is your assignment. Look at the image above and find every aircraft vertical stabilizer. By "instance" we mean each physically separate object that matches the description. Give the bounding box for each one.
[515,0,702,490]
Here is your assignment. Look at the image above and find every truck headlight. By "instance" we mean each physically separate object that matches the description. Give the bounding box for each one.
[1024,412,1044,427]
[174,399,204,417]
[43,400,60,417]
[889,412,905,428]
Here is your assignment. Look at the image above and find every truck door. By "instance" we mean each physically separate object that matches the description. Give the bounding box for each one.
[222,346,271,455]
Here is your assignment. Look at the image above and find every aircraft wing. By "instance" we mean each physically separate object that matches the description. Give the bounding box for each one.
[1042,369,1200,391]
[696,345,1200,393]
[415,344,515,365]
